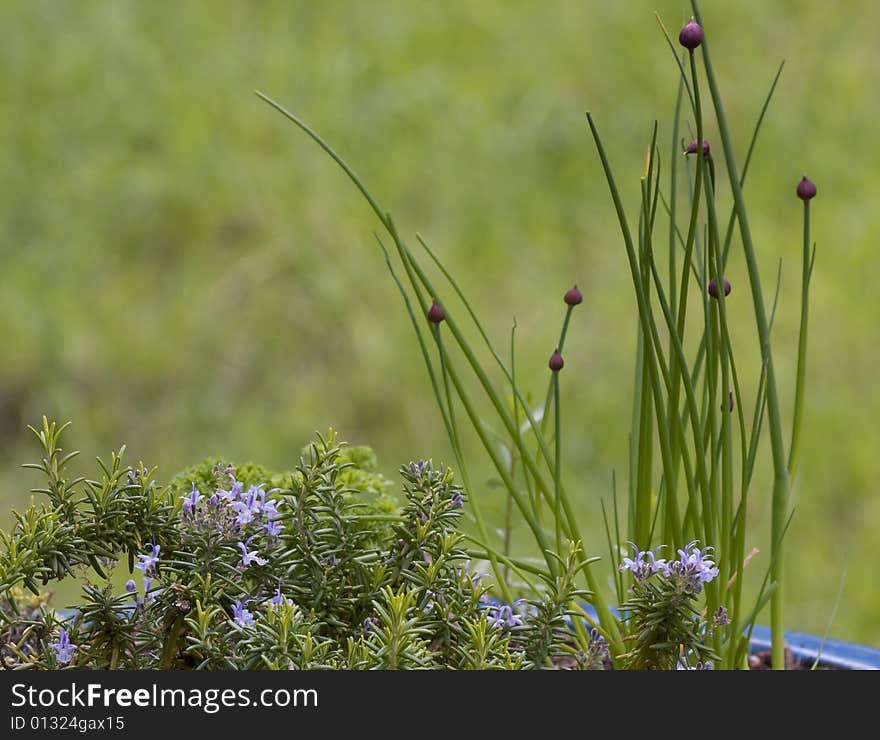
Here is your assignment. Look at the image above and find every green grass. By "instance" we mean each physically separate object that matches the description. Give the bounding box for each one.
[1,0,878,645]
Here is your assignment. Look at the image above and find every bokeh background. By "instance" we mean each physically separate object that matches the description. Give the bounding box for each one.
[2,0,878,645]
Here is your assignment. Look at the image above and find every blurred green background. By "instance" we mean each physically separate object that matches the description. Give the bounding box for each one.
[2,0,878,645]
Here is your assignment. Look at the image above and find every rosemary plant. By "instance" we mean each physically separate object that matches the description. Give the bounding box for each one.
[0,420,583,669]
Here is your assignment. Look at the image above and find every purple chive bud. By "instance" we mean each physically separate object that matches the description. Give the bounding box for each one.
[549,349,564,372]
[797,176,817,201]
[685,138,710,156]
[427,300,446,324]
[679,17,704,49]
[708,277,731,299]
[564,285,583,306]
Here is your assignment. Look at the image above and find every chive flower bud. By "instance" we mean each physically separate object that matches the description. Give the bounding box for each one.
[685,138,710,156]
[679,18,704,49]
[549,349,564,372]
[427,300,446,324]
[708,277,731,299]
[564,285,583,306]
[796,176,817,201]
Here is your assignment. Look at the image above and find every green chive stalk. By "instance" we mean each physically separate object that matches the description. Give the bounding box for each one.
[690,0,792,669]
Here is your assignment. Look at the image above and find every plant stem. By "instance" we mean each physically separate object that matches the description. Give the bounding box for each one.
[691,0,791,669]
[788,198,812,480]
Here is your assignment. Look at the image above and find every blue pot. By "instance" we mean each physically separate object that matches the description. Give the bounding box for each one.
[574,604,880,670]
[747,626,880,670]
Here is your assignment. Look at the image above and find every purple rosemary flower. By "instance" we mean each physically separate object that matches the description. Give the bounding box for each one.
[268,586,292,608]
[713,605,731,628]
[663,540,719,593]
[231,487,264,526]
[232,600,255,628]
[585,628,611,669]
[125,579,137,594]
[460,560,485,584]
[181,482,203,515]
[363,616,379,633]
[134,543,160,574]
[50,629,76,665]
[238,541,268,568]
[216,477,244,503]
[450,491,463,509]
[264,518,284,537]
[677,658,714,670]
[486,604,524,631]
[142,576,156,605]
[619,542,667,583]
[407,459,435,480]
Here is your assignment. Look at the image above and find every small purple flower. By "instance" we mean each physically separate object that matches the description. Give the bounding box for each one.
[548,349,564,372]
[238,541,268,568]
[486,604,524,631]
[231,488,263,526]
[797,176,817,201]
[664,540,719,593]
[678,658,714,670]
[713,605,730,628]
[460,560,485,584]
[685,138,710,156]
[450,491,463,509]
[267,586,292,608]
[408,459,432,478]
[708,277,731,299]
[261,499,280,520]
[678,17,704,50]
[51,629,76,664]
[181,482,203,515]
[232,600,255,628]
[264,518,284,537]
[427,300,446,324]
[586,628,611,669]
[134,543,160,573]
[125,579,137,594]
[619,542,667,583]
[216,477,244,502]
[363,616,379,633]
[564,285,584,306]
[142,576,156,604]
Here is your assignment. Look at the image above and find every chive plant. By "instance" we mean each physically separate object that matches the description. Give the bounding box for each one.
[258,1,816,670]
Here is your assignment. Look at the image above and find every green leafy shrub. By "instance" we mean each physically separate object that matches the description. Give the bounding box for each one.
[0,419,587,669]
